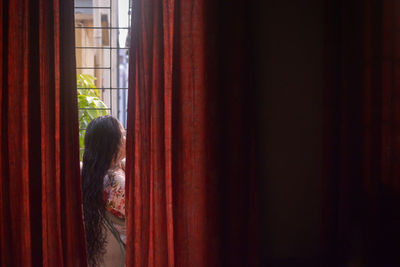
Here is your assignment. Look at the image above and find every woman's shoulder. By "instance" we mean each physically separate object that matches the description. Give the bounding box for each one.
[105,167,125,185]
[104,167,126,219]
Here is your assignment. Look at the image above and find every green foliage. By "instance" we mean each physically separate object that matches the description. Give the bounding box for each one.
[77,74,108,158]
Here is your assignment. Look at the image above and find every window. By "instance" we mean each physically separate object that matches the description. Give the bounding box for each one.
[74,0,131,155]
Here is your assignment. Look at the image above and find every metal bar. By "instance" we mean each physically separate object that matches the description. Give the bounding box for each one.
[77,87,128,90]
[75,6,111,9]
[76,67,111,69]
[75,26,130,29]
[79,108,111,110]
[110,0,113,116]
[117,0,120,121]
[76,46,129,49]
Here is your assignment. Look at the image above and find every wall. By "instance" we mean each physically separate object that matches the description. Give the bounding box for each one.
[252,1,325,265]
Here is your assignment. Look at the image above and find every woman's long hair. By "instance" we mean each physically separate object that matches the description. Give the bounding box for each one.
[81,116,123,267]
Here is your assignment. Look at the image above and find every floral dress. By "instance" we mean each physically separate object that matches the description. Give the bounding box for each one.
[103,167,126,244]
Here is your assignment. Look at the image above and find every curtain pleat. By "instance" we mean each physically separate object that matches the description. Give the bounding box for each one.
[0,0,87,266]
[126,0,258,266]
[323,0,400,265]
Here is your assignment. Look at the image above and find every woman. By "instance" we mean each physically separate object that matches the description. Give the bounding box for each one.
[81,116,126,267]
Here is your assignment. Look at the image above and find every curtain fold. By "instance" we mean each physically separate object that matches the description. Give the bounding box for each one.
[323,0,400,265]
[0,0,87,266]
[126,0,258,266]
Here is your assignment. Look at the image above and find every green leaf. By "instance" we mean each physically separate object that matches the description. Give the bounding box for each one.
[76,73,110,160]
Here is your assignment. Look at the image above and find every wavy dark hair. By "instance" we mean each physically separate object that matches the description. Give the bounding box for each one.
[81,116,123,267]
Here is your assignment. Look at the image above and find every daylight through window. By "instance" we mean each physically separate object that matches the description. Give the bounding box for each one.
[74,0,131,156]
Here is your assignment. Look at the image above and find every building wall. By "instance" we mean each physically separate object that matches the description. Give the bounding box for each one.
[75,17,95,78]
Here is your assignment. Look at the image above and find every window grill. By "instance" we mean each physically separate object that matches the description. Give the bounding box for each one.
[74,0,131,128]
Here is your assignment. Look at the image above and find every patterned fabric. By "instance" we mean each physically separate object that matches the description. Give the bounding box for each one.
[103,167,126,244]
[103,167,126,219]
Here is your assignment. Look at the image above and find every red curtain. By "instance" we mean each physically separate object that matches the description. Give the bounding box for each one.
[323,0,400,265]
[0,0,87,266]
[126,0,258,266]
